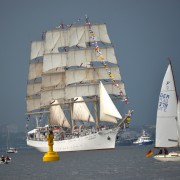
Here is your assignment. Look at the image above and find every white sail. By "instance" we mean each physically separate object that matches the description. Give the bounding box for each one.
[42,73,65,89]
[66,66,121,85]
[88,24,111,44]
[40,81,125,107]
[155,64,178,147]
[43,47,117,69]
[67,47,117,67]
[65,82,124,100]
[177,99,180,146]
[73,97,95,122]
[27,83,41,96]
[69,26,86,47]
[26,98,41,112]
[43,53,66,73]
[69,24,111,47]
[41,88,65,107]
[99,81,122,123]
[44,24,111,53]
[30,41,44,60]
[44,29,69,53]
[28,62,43,80]
[49,100,70,128]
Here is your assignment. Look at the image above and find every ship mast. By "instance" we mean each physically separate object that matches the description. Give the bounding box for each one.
[70,101,74,133]
[94,96,99,129]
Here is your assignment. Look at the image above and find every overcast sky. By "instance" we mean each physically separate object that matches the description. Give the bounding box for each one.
[0,0,180,131]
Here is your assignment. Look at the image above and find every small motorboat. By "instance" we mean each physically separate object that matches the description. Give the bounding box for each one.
[0,155,11,164]
[7,147,18,153]
[133,130,153,145]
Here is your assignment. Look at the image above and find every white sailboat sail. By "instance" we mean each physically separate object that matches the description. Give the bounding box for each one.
[177,99,180,146]
[49,100,70,128]
[155,64,178,147]
[73,97,95,122]
[99,81,122,123]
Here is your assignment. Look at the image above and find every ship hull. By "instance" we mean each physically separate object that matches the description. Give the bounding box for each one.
[154,152,180,162]
[27,128,119,152]
[133,141,153,146]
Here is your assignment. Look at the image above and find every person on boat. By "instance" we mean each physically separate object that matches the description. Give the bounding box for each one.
[158,149,163,155]
[164,148,169,155]
[1,155,5,162]
[6,156,11,161]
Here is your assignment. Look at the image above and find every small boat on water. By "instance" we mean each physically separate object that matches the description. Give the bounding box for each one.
[133,130,153,145]
[6,127,18,153]
[7,147,18,153]
[0,155,11,164]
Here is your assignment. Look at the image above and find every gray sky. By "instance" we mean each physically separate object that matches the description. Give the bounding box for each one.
[0,0,180,131]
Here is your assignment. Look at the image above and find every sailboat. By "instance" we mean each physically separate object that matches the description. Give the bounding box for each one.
[26,16,133,152]
[154,61,180,161]
[6,128,18,153]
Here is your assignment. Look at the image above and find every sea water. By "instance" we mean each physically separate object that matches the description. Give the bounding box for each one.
[0,145,180,180]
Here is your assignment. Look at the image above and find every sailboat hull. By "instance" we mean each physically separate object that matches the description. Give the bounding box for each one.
[27,128,119,152]
[154,152,180,162]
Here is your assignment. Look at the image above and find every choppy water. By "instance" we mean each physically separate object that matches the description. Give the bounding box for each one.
[0,145,180,180]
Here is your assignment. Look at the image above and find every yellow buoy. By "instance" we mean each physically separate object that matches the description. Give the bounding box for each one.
[43,131,60,162]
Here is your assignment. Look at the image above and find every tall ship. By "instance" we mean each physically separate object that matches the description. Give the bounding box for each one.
[26,16,133,152]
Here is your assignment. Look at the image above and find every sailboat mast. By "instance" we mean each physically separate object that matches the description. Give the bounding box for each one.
[169,58,178,103]
[94,96,99,129]
[70,103,74,133]
[176,98,180,148]
[6,127,9,150]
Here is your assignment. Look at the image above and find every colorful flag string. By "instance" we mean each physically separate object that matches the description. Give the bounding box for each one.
[86,17,128,103]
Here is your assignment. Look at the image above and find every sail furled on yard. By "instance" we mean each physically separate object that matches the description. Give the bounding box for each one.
[99,81,122,123]
[155,64,178,147]
[73,97,95,122]
[49,100,70,128]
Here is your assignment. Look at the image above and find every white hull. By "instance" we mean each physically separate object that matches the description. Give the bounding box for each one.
[7,150,18,153]
[7,148,18,153]
[27,128,119,152]
[154,151,180,162]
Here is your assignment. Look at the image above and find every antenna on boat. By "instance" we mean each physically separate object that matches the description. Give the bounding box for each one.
[85,14,89,24]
